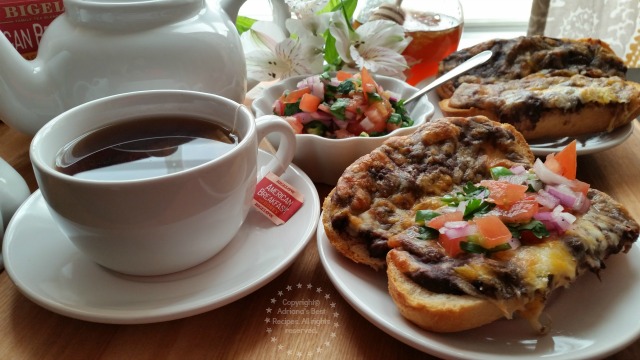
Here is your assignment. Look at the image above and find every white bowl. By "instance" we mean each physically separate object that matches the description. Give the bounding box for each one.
[252,74,434,185]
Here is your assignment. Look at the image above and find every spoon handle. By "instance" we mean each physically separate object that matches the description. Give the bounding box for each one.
[404,50,493,105]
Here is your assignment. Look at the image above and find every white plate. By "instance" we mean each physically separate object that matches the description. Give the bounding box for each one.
[317,218,640,360]
[2,151,320,324]
[527,123,634,156]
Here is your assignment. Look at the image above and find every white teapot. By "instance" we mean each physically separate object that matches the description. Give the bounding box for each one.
[0,0,290,136]
[0,157,30,242]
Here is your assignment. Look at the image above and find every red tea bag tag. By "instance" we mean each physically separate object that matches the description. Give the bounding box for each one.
[253,172,304,225]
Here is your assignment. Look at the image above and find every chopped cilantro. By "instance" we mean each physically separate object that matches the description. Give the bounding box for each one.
[329,98,350,120]
[336,80,355,94]
[367,92,383,102]
[304,121,327,136]
[416,226,439,240]
[283,101,301,116]
[508,220,550,239]
[460,241,511,255]
[463,198,495,220]
[388,113,402,125]
[490,166,513,180]
[415,210,440,224]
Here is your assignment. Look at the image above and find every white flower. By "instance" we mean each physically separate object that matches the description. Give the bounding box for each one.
[240,21,323,81]
[329,11,411,79]
[284,0,330,18]
[286,12,332,38]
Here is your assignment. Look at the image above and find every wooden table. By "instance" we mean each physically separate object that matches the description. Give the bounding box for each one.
[0,120,639,360]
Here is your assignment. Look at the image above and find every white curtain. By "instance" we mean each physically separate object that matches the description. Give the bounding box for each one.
[528,0,640,68]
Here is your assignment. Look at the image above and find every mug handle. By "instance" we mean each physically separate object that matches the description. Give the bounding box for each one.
[255,115,296,178]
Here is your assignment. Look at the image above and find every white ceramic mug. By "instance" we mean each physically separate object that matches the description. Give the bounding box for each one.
[30,90,296,276]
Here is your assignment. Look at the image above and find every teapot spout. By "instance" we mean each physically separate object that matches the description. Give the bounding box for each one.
[0,34,62,136]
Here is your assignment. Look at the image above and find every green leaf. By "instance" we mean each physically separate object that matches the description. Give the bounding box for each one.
[490,166,514,180]
[417,226,439,240]
[235,16,257,34]
[415,210,440,224]
[463,199,495,220]
[508,220,550,239]
[367,92,383,102]
[283,101,301,116]
[323,30,341,70]
[304,121,327,136]
[330,98,350,120]
[460,241,512,255]
[388,113,402,125]
[460,241,486,254]
[336,80,356,94]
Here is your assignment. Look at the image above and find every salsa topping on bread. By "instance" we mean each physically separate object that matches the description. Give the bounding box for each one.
[409,140,590,258]
[322,116,639,333]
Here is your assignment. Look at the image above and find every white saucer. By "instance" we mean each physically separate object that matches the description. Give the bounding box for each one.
[318,217,640,360]
[2,151,320,324]
[527,122,634,156]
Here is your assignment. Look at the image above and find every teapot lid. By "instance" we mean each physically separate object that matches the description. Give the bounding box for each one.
[64,0,205,30]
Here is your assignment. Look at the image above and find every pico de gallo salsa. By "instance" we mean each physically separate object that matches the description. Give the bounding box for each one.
[272,68,414,138]
[413,140,591,257]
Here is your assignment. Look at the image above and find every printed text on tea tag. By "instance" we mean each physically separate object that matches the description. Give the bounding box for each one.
[253,172,304,225]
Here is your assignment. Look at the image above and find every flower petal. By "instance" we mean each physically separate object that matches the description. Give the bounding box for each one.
[329,11,356,64]
[240,21,287,53]
[245,49,281,82]
[286,12,331,38]
[285,0,330,18]
[356,19,411,53]
[351,45,408,79]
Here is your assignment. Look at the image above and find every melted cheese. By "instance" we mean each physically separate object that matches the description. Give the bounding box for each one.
[451,75,637,113]
[510,241,577,290]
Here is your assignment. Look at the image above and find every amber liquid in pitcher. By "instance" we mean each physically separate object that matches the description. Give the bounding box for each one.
[402,12,463,86]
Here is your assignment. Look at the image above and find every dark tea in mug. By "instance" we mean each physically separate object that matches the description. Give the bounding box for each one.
[55,116,240,181]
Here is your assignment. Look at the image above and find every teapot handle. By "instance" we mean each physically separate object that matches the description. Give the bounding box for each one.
[220,0,290,32]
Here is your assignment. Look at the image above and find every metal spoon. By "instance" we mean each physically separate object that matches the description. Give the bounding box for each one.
[404,50,493,105]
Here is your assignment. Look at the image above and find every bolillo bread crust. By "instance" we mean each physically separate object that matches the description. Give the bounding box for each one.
[386,251,523,333]
[438,75,640,140]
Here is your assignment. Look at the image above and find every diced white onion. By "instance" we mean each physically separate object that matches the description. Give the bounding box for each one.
[510,165,527,175]
[533,158,572,186]
[360,117,375,131]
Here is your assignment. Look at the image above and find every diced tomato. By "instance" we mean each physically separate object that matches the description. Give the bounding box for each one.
[363,105,388,133]
[283,87,311,103]
[479,180,527,207]
[346,121,366,136]
[569,178,590,196]
[317,103,332,114]
[544,140,577,180]
[284,116,304,134]
[438,233,466,257]
[427,211,464,229]
[334,129,354,139]
[543,154,562,174]
[494,196,539,223]
[553,140,577,180]
[474,215,512,248]
[360,67,378,102]
[386,121,400,132]
[336,70,353,81]
[519,230,545,245]
[299,93,322,113]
